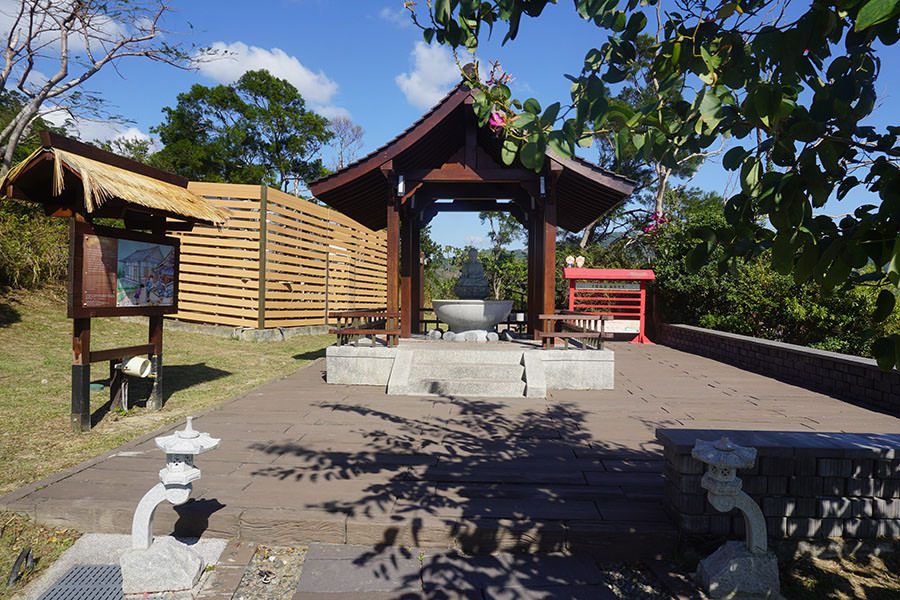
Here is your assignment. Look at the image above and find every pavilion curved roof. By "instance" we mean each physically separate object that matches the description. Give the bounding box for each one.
[309,81,634,233]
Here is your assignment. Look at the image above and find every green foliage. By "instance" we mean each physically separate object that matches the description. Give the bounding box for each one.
[417,0,900,368]
[0,201,67,288]
[153,70,332,189]
[651,190,900,358]
[95,137,154,164]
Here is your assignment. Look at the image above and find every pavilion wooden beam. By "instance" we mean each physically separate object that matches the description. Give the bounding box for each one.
[405,166,539,183]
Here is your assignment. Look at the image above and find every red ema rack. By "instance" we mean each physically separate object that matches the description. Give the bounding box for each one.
[563,268,655,344]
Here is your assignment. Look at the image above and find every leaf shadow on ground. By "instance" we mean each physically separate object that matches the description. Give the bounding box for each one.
[247,393,669,596]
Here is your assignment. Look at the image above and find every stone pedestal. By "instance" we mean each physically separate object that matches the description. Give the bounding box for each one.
[120,536,205,595]
[696,541,781,599]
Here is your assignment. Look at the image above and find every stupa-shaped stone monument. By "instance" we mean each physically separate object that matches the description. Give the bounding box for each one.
[431,248,512,342]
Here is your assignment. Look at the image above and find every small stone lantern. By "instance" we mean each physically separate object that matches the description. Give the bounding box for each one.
[120,417,219,595]
[691,437,782,599]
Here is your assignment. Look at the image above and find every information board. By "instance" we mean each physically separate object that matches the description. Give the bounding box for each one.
[69,222,180,318]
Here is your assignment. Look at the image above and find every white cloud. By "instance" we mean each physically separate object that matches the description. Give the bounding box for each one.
[198,41,346,117]
[43,110,153,147]
[379,6,411,28]
[465,235,488,248]
[396,42,459,111]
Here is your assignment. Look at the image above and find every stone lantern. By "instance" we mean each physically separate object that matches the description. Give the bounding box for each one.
[691,437,782,599]
[120,417,219,595]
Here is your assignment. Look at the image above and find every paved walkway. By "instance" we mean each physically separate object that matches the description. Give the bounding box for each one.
[4,342,900,572]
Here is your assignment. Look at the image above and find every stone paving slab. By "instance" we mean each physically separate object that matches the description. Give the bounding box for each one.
[3,342,900,565]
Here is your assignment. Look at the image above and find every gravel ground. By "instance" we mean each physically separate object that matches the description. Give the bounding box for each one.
[233,546,307,600]
[231,545,705,599]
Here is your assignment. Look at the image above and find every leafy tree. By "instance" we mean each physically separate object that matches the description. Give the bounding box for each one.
[479,212,527,303]
[95,136,153,164]
[412,0,900,368]
[153,70,332,190]
[0,0,199,176]
[582,34,707,247]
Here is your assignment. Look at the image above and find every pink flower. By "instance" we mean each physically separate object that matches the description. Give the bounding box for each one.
[489,112,506,127]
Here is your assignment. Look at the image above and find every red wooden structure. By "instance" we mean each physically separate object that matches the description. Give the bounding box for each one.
[564,267,655,344]
[309,66,635,339]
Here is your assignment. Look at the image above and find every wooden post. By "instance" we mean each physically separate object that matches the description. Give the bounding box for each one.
[541,190,558,347]
[71,317,91,432]
[148,216,166,410]
[258,184,268,330]
[324,252,330,325]
[417,250,425,333]
[386,195,400,327]
[400,205,413,338]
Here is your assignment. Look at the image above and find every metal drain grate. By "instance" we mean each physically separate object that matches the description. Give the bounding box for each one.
[38,564,123,600]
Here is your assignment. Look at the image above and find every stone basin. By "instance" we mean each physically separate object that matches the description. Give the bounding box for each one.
[432,299,513,333]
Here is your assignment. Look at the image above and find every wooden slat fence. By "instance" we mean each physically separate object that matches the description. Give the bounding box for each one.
[170,182,387,329]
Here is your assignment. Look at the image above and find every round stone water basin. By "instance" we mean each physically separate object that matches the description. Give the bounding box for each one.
[431,299,513,333]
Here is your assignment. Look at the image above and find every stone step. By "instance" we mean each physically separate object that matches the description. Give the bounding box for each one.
[405,378,526,398]
[411,362,524,381]
[410,348,525,365]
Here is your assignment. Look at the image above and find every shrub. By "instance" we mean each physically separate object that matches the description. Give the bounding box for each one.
[0,201,68,288]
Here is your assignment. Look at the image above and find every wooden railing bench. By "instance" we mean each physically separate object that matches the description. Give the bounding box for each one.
[538,313,612,349]
[329,309,401,347]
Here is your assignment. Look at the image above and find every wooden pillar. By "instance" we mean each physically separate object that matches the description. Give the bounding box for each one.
[71,317,91,432]
[148,216,165,410]
[417,250,425,332]
[386,196,400,331]
[257,184,268,330]
[541,190,558,347]
[400,204,414,338]
[529,206,545,338]
[409,207,423,334]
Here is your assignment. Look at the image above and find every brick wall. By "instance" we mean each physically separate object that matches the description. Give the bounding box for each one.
[658,324,900,417]
[658,429,900,542]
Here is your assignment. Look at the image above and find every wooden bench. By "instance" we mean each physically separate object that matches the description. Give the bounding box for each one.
[538,313,612,349]
[329,309,401,347]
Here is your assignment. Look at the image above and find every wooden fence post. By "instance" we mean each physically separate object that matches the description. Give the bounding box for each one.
[258,184,268,330]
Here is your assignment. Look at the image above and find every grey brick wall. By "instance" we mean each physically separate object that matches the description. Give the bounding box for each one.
[658,324,900,416]
[658,429,900,542]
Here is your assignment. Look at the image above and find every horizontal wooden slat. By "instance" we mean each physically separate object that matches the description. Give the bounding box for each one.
[178,182,387,329]
[188,182,262,199]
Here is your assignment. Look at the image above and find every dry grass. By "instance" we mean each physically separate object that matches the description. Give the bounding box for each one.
[781,551,900,599]
[0,284,332,497]
[0,512,80,600]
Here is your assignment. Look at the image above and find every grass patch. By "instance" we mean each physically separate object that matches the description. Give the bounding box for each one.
[0,284,332,498]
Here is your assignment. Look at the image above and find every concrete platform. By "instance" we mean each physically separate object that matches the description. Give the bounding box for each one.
[4,342,900,563]
[328,338,615,398]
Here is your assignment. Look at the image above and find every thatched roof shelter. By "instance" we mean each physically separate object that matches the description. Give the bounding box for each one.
[1,132,228,227]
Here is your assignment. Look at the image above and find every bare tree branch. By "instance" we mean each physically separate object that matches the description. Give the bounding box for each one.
[0,0,202,175]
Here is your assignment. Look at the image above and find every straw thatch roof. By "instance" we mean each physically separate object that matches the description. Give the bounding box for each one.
[2,144,229,226]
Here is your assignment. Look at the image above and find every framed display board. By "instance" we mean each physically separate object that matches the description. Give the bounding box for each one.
[68,221,180,318]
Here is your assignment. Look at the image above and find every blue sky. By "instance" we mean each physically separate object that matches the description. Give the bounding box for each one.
[28,0,900,249]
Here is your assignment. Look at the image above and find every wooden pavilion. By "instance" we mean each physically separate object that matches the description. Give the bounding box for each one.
[309,75,634,339]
